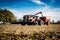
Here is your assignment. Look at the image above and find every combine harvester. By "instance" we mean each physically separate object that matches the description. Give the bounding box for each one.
[21,12,51,25]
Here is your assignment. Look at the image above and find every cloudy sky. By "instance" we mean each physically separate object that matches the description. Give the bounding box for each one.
[0,0,60,21]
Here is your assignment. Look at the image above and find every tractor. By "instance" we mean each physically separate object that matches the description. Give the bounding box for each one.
[21,12,51,25]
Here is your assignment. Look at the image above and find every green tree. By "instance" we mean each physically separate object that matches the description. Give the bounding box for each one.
[0,9,5,22]
[0,9,16,23]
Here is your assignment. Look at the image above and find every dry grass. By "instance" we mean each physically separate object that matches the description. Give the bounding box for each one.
[0,24,60,34]
[0,24,60,40]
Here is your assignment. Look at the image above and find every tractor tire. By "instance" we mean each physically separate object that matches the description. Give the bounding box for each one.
[47,21,50,25]
[35,21,38,25]
[33,21,37,25]
[37,20,42,25]
[35,20,44,25]
[40,20,44,25]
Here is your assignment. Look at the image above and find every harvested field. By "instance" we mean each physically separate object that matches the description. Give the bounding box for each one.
[0,24,60,40]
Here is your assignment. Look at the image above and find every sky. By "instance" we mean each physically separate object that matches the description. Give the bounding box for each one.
[0,0,60,21]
